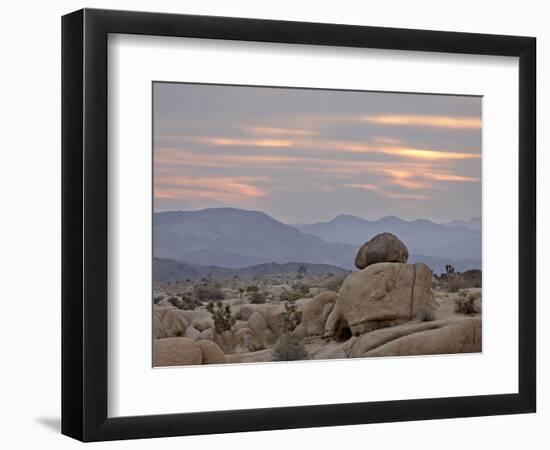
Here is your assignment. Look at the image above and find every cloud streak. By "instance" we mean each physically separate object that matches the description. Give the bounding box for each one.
[155,176,269,204]
[360,114,482,129]
[153,82,481,221]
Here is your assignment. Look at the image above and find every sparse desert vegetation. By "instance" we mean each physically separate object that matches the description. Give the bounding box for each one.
[153,232,482,367]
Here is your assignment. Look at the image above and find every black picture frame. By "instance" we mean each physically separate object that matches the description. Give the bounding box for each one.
[62,8,536,442]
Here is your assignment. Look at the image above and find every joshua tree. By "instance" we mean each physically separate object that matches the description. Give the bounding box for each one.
[206,301,236,333]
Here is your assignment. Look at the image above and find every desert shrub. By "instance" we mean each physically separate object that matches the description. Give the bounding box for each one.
[206,301,236,333]
[279,290,302,303]
[294,283,310,296]
[272,333,308,361]
[249,291,267,304]
[194,284,224,302]
[246,285,259,293]
[418,305,435,322]
[280,302,302,333]
[455,291,476,315]
[153,295,164,304]
[178,293,201,310]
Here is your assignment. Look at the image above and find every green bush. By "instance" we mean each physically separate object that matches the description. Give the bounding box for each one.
[272,333,308,361]
[249,291,267,304]
[281,302,302,333]
[206,301,236,333]
[279,290,302,303]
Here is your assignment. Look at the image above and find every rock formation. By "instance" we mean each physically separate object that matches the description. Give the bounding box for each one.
[324,262,435,338]
[153,337,227,366]
[354,232,408,269]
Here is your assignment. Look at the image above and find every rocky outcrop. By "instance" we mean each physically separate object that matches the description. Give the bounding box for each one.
[300,291,338,337]
[196,340,227,364]
[343,317,481,357]
[153,305,189,339]
[354,233,408,269]
[248,311,268,335]
[153,337,203,366]
[153,337,227,366]
[324,262,435,337]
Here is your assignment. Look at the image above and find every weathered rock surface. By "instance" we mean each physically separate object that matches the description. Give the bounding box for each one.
[199,328,215,342]
[153,305,189,339]
[300,291,338,337]
[346,317,481,357]
[153,337,203,366]
[196,340,227,364]
[324,262,435,337]
[191,317,214,332]
[355,233,408,269]
[184,326,201,341]
[248,311,268,335]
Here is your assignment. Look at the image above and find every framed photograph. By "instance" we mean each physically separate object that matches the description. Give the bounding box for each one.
[62,8,536,442]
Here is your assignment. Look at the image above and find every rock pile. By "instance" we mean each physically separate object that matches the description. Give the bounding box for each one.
[153,232,481,366]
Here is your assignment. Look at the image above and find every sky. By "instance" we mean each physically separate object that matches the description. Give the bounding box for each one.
[153,82,481,224]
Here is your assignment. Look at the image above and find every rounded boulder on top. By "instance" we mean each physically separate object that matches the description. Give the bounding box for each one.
[354,232,409,270]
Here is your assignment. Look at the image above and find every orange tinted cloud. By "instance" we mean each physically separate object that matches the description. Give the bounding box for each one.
[195,137,294,148]
[188,134,479,162]
[382,147,480,160]
[361,114,481,129]
[156,149,303,168]
[155,176,268,203]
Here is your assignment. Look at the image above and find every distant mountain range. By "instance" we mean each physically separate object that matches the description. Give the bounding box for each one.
[293,214,481,261]
[154,258,348,282]
[154,208,481,275]
[443,217,482,232]
[154,208,354,269]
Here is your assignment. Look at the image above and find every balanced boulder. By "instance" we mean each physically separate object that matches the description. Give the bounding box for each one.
[354,232,408,269]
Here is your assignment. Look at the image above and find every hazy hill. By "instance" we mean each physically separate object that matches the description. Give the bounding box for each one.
[294,214,481,261]
[154,208,356,269]
[154,208,481,274]
[408,254,480,275]
[443,216,482,232]
[153,258,348,282]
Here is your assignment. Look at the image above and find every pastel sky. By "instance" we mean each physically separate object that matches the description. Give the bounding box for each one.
[153,82,481,223]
